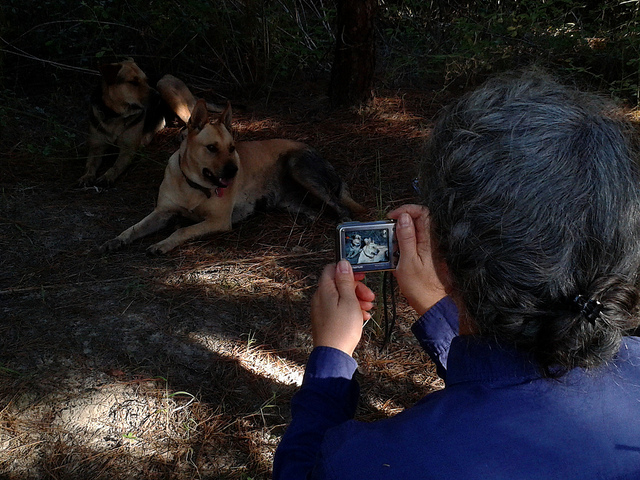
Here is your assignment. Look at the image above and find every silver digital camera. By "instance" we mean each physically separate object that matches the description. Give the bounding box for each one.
[336,220,398,272]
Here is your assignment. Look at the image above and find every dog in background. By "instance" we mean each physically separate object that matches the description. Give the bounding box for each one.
[78,59,161,187]
[78,60,204,187]
[100,98,365,255]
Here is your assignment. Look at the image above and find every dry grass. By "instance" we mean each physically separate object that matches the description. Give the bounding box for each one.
[0,80,447,479]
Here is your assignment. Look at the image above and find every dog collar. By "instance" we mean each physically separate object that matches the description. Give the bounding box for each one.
[179,154,226,198]
[91,89,146,126]
[90,106,146,139]
[181,168,212,198]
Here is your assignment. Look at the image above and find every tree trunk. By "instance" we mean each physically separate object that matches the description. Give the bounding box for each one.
[329,0,377,108]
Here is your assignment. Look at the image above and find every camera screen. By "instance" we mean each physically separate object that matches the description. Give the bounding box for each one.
[343,228,391,266]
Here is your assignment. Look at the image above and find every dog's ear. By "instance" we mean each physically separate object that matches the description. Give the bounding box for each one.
[99,63,123,85]
[218,101,233,132]
[188,99,210,132]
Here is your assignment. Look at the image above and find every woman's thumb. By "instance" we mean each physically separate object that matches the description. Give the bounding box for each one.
[395,213,417,255]
[334,260,356,296]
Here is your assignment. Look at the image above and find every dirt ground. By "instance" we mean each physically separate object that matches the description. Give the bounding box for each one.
[0,73,448,479]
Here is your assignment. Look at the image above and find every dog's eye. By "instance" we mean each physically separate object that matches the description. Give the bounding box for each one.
[229,145,236,153]
[207,144,219,153]
[128,79,140,86]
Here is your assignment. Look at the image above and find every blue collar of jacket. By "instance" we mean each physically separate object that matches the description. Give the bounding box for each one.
[445,336,542,387]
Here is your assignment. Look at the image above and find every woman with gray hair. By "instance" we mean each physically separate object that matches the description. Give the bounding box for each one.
[274,70,640,479]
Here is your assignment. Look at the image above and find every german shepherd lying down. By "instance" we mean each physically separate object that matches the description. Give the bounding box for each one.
[78,60,203,187]
[100,99,365,255]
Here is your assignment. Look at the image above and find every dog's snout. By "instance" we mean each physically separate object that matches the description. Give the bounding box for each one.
[203,168,215,182]
[222,162,238,179]
[127,102,144,112]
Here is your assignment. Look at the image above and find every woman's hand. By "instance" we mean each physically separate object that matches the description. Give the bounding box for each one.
[311,260,375,357]
[388,204,449,316]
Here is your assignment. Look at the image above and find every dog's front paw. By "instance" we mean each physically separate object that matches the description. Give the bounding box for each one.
[96,169,118,186]
[77,173,97,187]
[99,237,126,253]
[147,239,177,257]
[146,243,169,256]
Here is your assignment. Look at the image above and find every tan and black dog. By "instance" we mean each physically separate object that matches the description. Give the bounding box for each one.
[78,60,205,187]
[100,99,364,255]
[78,59,163,186]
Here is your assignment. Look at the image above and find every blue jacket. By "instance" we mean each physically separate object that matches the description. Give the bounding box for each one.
[274,297,640,479]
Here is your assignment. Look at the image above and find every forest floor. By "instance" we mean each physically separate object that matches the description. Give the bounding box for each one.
[0,71,452,479]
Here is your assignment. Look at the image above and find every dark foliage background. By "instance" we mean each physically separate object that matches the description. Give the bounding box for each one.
[2,0,640,97]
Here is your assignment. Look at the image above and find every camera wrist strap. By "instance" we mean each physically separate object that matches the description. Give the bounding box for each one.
[381,271,397,349]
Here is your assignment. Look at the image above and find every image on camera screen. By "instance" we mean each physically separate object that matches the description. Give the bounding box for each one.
[343,228,391,266]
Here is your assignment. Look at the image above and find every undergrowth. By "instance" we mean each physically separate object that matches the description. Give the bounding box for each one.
[2,1,640,103]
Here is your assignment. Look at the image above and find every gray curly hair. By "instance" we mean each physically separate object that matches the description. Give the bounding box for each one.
[420,69,640,374]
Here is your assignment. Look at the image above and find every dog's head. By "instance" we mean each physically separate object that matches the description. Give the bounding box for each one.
[181,100,239,195]
[98,58,150,116]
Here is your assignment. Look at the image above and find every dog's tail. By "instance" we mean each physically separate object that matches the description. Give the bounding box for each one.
[157,74,222,124]
[157,74,195,123]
